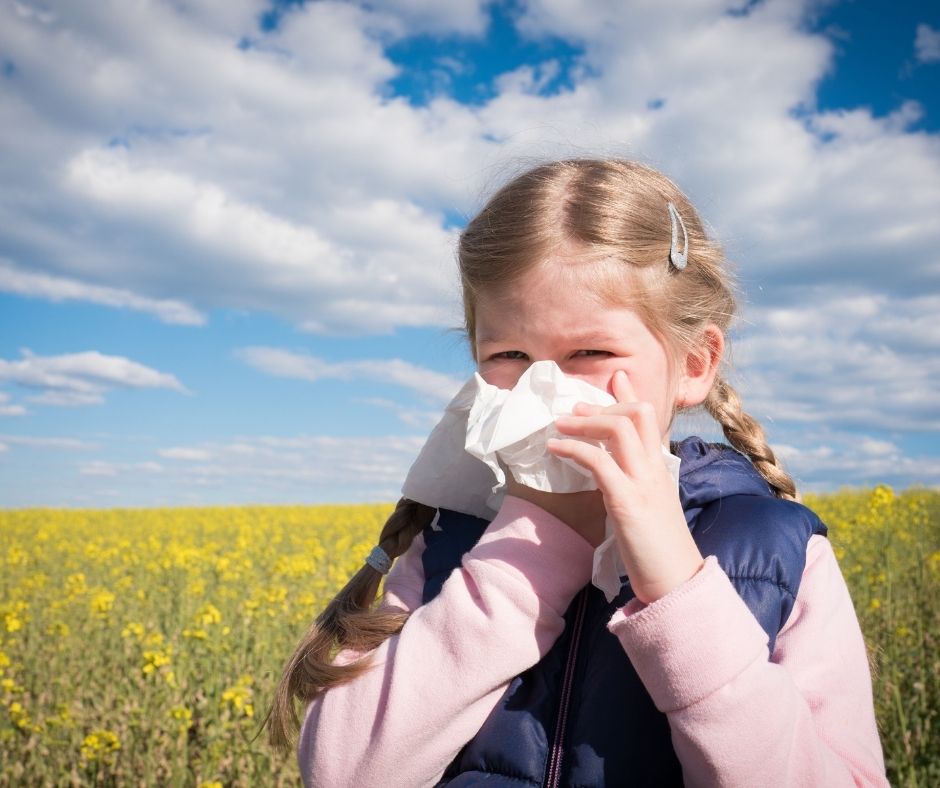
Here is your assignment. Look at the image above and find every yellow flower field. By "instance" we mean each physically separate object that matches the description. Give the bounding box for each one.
[1,489,938,786]
[0,504,390,786]
[804,486,940,787]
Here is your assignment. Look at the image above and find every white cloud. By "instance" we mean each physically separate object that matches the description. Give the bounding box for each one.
[729,290,940,433]
[0,348,189,407]
[490,4,940,292]
[79,460,119,477]
[144,433,428,504]
[371,0,493,36]
[915,23,940,63]
[0,434,96,450]
[0,0,486,333]
[670,423,940,494]
[159,447,213,461]
[56,142,461,333]
[2,0,937,331]
[236,346,464,403]
[79,459,164,476]
[28,389,107,407]
[273,0,493,45]
[0,259,204,325]
[857,437,897,457]
[0,392,26,416]
[762,428,940,492]
[356,396,443,428]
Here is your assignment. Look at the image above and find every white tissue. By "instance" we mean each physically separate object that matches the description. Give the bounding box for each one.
[399,374,500,522]
[465,360,618,495]
[400,359,682,602]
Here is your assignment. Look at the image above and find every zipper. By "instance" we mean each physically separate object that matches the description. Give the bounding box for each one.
[544,587,589,788]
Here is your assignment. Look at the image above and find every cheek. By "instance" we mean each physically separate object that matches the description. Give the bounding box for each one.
[582,362,630,398]
[584,372,616,396]
[605,362,676,430]
[478,365,524,390]
[557,359,625,396]
[635,370,680,435]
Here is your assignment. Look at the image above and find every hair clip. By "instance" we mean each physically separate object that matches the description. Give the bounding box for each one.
[366,545,392,574]
[667,202,688,271]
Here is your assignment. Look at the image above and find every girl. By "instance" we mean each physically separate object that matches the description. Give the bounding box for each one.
[268,159,888,786]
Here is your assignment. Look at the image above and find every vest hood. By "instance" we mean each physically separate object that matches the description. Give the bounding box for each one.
[672,437,773,523]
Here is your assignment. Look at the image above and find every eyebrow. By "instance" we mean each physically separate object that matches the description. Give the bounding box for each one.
[476,331,623,346]
[564,331,623,345]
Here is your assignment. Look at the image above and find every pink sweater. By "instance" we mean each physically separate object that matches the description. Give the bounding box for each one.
[298,496,887,787]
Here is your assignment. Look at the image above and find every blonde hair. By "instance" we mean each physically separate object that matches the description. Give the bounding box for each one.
[266,158,795,751]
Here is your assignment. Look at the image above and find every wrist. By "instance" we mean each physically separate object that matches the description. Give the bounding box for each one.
[629,544,705,604]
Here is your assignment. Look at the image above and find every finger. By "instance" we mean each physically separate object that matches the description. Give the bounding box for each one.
[631,400,664,461]
[588,400,663,462]
[554,413,645,474]
[611,369,637,404]
[546,437,632,500]
[572,401,604,417]
[606,373,662,461]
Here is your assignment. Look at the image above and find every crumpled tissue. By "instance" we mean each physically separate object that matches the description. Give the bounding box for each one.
[401,359,681,602]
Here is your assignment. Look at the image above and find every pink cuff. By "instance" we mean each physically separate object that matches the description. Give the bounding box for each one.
[607,556,769,713]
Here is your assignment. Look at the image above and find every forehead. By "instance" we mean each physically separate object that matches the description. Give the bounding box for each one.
[473,261,648,343]
[475,257,627,315]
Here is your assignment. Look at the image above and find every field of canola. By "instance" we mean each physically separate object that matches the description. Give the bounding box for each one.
[1,487,938,786]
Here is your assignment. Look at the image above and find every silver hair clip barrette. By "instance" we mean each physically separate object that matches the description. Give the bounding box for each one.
[667,202,688,271]
[366,545,392,574]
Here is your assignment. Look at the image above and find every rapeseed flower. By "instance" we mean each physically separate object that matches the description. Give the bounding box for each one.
[221,674,255,718]
[80,729,120,765]
[89,589,115,619]
[168,705,193,736]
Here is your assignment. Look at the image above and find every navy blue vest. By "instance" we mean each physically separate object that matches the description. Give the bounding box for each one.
[422,438,827,787]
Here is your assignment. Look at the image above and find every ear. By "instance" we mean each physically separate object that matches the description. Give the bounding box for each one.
[676,325,724,408]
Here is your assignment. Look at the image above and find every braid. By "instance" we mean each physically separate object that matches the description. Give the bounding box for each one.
[266,497,436,751]
[704,377,797,501]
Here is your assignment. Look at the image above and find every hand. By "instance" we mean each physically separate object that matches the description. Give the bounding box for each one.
[504,473,607,548]
[547,370,704,604]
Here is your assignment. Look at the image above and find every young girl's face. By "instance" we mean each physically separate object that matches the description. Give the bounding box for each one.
[474,260,679,441]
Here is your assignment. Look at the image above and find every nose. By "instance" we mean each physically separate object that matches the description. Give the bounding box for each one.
[551,363,610,395]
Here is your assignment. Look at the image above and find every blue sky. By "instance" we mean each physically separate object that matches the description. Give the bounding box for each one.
[1,0,938,508]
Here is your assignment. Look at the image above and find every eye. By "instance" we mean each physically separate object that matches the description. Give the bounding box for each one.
[491,350,529,361]
[572,350,612,358]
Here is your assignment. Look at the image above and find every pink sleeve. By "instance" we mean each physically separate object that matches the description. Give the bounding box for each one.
[607,535,888,787]
[380,528,428,613]
[298,497,594,788]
